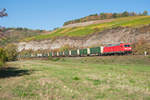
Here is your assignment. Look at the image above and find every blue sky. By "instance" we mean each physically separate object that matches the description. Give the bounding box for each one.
[0,0,150,30]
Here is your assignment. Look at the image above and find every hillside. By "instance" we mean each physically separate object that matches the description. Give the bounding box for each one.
[24,16,150,41]
[18,16,150,52]
[0,28,49,46]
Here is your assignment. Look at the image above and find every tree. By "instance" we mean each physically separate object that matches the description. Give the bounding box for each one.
[0,48,6,68]
[0,8,8,17]
[0,8,8,68]
[122,11,129,17]
[129,12,137,16]
[100,13,107,19]
[112,13,118,18]
[4,44,18,61]
[143,10,148,16]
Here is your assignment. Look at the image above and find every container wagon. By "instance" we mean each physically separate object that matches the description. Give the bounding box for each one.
[19,43,132,58]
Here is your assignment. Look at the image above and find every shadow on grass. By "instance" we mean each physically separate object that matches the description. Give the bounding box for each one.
[0,67,31,78]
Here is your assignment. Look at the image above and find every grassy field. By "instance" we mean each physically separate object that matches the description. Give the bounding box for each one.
[0,56,150,100]
[24,16,150,41]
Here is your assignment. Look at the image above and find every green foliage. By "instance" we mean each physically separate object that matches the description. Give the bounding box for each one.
[0,48,6,62]
[0,48,6,68]
[48,57,60,61]
[73,76,80,80]
[0,61,4,68]
[122,11,129,17]
[0,44,18,68]
[4,44,18,61]
[112,13,118,18]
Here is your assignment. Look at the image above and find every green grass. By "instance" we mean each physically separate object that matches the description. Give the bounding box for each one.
[0,56,150,100]
[24,16,150,41]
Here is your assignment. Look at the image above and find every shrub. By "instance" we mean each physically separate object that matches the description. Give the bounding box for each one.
[0,48,6,62]
[0,61,4,68]
[48,57,60,61]
[0,48,6,68]
[4,44,18,61]
[59,44,71,51]
[73,76,80,80]
[132,39,150,55]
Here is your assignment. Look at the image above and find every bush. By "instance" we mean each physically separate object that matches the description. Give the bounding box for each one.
[0,48,6,68]
[0,48,6,62]
[4,44,18,61]
[0,61,4,68]
[0,44,18,69]
[48,57,60,61]
[73,76,80,80]
[132,39,150,55]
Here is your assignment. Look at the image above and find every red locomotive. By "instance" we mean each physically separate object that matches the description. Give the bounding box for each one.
[103,43,132,55]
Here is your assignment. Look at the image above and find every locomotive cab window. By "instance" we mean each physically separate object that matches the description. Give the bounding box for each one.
[124,45,130,47]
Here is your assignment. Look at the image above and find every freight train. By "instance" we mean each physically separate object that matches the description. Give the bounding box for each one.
[19,43,132,58]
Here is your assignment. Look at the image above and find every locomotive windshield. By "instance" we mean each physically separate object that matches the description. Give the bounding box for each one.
[124,45,130,47]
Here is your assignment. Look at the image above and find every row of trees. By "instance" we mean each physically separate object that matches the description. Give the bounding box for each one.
[64,11,148,26]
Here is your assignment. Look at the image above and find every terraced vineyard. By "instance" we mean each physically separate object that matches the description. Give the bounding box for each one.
[24,16,150,41]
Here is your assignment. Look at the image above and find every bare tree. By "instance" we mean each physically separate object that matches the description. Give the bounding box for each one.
[0,8,8,17]
[0,8,8,29]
